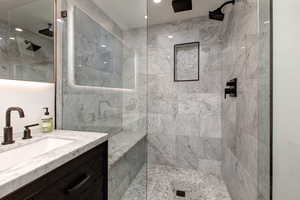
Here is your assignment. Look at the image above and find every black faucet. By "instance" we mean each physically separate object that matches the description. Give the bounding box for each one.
[2,107,25,145]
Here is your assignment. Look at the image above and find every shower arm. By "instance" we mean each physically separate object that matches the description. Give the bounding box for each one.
[217,0,235,11]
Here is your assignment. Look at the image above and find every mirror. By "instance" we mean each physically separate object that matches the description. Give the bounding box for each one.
[71,6,136,90]
[0,0,54,83]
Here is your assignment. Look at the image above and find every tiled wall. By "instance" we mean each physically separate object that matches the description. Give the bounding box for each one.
[73,8,135,90]
[0,20,53,82]
[60,4,123,134]
[59,2,147,137]
[122,27,147,134]
[147,17,224,174]
[57,1,147,200]
[220,0,270,200]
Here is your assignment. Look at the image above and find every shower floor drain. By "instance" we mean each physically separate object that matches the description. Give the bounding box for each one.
[171,181,192,200]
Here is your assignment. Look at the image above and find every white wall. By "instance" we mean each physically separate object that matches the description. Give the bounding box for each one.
[0,80,54,138]
[273,0,300,199]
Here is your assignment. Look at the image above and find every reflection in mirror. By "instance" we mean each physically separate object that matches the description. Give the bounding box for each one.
[0,0,54,83]
[73,7,136,90]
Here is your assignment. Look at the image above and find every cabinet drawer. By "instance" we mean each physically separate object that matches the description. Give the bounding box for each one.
[33,173,105,200]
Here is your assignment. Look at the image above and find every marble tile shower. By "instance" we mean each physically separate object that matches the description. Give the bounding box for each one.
[57,0,271,200]
[147,16,230,200]
[146,0,270,199]
[220,0,271,200]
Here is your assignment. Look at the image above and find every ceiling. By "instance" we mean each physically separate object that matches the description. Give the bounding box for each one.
[92,0,227,29]
[92,0,147,30]
[0,0,226,34]
[148,0,227,25]
[0,0,53,37]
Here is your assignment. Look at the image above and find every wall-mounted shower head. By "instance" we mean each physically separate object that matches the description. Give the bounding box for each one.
[209,0,235,21]
[24,40,41,52]
[38,23,53,37]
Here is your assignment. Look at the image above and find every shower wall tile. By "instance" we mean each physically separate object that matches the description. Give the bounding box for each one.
[172,114,202,136]
[147,16,223,175]
[62,92,123,135]
[199,114,222,138]
[222,148,258,200]
[235,133,258,181]
[221,0,270,199]
[175,135,201,170]
[198,159,222,177]
[148,113,201,136]
[200,137,222,161]
[237,78,259,138]
[148,133,177,167]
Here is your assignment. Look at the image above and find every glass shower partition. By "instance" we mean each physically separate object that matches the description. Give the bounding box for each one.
[56,0,148,200]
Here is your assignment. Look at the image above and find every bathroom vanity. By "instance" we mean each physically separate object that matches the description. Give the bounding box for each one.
[0,130,108,200]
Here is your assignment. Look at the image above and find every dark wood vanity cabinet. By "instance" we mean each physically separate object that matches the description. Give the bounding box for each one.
[2,142,108,200]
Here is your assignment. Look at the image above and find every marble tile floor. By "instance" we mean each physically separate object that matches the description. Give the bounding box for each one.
[121,165,231,200]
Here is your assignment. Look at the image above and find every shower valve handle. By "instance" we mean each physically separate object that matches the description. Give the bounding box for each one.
[224,78,237,99]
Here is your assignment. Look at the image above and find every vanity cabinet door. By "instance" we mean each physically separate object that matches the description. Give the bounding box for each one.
[1,142,108,200]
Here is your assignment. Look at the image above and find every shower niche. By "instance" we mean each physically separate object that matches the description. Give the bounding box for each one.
[174,42,200,82]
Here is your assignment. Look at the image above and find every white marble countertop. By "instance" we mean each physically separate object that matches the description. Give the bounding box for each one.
[0,130,108,199]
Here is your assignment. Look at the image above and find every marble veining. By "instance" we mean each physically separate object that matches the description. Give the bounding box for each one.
[73,7,135,89]
[0,130,108,199]
[147,16,223,173]
[220,0,271,200]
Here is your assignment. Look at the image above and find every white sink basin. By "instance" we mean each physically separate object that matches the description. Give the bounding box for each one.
[0,138,74,172]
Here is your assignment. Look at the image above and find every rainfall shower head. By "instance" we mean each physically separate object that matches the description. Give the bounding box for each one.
[172,0,192,13]
[209,0,235,21]
[24,40,41,52]
[38,23,53,37]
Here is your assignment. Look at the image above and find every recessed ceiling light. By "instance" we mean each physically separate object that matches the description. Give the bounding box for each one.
[153,0,162,4]
[104,61,108,64]
[144,15,148,19]
[101,44,107,48]
[0,37,2,40]
[168,35,173,39]
[9,37,15,40]
[15,28,23,32]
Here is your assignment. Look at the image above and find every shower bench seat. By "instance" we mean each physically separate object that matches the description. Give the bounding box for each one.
[108,130,146,200]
